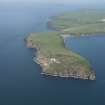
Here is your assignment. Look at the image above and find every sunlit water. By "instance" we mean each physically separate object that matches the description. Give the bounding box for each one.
[0,2,105,105]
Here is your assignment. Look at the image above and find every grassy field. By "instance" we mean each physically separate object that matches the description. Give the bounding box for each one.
[49,10,105,34]
[28,32,70,56]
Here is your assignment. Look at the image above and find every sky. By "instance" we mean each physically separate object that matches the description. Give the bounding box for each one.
[0,0,105,6]
[0,0,105,3]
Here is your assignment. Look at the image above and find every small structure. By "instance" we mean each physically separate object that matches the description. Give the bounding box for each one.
[50,58,61,64]
[50,58,56,62]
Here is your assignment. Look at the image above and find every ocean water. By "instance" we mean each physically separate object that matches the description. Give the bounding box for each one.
[0,2,105,105]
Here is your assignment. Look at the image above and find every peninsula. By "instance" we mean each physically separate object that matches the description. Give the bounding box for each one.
[25,10,105,80]
[26,32,95,80]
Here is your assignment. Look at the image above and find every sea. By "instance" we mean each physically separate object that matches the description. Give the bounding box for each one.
[0,2,105,105]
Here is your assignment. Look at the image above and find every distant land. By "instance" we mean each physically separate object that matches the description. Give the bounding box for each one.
[48,10,105,35]
[25,9,105,80]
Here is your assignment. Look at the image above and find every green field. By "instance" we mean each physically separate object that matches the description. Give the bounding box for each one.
[48,10,105,34]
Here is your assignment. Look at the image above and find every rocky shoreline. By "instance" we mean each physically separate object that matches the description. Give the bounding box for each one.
[41,72,95,80]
